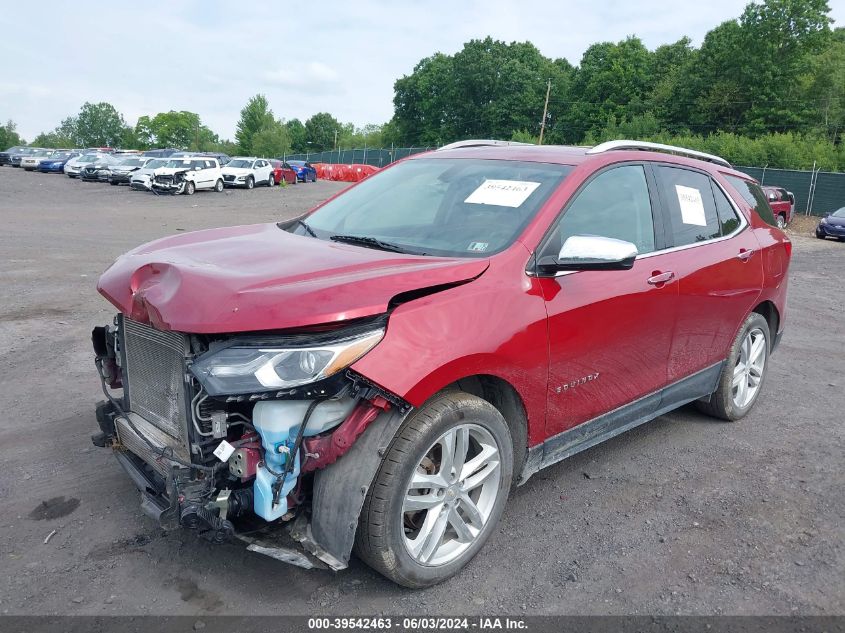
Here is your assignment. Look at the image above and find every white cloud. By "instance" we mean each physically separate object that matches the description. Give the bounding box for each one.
[263,61,342,94]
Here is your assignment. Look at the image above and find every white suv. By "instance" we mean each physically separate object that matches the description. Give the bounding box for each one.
[151,157,224,195]
[221,157,275,189]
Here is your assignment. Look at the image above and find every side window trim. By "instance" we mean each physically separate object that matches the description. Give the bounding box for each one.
[534,161,661,260]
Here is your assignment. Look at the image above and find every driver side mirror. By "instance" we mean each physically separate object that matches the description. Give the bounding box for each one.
[537,235,638,276]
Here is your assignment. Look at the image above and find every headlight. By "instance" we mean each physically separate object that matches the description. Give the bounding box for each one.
[190,329,384,395]
[237,175,246,181]
[820,217,828,224]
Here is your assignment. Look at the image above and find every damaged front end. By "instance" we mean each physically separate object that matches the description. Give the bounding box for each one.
[151,170,188,195]
[91,314,409,570]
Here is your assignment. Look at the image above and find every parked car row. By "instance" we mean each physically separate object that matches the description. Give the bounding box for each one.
[4,146,318,196]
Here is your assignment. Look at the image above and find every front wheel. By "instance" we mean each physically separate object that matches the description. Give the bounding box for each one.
[696,312,770,421]
[246,176,254,190]
[776,214,786,229]
[816,231,826,239]
[184,180,196,196]
[214,179,224,193]
[355,391,513,588]
[268,173,275,187]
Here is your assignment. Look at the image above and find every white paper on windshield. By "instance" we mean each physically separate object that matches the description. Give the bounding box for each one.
[675,184,707,226]
[464,179,541,208]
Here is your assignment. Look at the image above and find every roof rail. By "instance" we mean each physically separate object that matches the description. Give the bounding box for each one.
[437,139,534,151]
[586,140,732,168]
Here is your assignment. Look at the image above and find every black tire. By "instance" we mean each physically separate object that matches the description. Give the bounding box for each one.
[268,173,275,187]
[776,214,786,229]
[695,312,770,421]
[110,180,118,186]
[184,180,196,196]
[355,391,513,588]
[246,176,254,190]
[214,179,224,193]
[816,231,825,239]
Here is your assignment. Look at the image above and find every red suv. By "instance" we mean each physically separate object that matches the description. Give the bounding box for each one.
[91,140,790,587]
[762,185,795,228]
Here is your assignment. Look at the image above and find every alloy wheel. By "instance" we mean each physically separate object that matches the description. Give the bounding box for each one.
[732,327,766,409]
[402,423,501,566]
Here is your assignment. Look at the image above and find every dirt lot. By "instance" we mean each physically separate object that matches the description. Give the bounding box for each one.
[0,166,842,616]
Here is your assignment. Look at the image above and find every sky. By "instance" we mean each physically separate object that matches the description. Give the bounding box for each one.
[1,0,843,142]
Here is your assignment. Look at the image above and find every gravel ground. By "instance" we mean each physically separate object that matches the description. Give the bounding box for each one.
[0,166,842,616]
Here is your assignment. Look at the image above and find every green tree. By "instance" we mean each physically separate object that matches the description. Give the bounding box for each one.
[134,111,217,150]
[236,94,274,153]
[285,118,307,152]
[304,112,341,151]
[75,102,127,147]
[392,38,572,146]
[251,119,291,157]
[0,120,23,148]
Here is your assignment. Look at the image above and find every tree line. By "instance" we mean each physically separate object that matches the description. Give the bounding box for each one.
[7,97,386,158]
[5,0,845,170]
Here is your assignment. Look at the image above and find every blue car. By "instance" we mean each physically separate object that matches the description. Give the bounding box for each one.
[38,151,81,173]
[285,160,317,182]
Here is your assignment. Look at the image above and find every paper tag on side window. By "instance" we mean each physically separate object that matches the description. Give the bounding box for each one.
[464,179,541,208]
[675,184,707,226]
[213,440,236,462]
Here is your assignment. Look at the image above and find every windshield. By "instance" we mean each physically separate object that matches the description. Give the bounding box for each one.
[119,157,145,166]
[227,159,254,169]
[50,153,71,160]
[164,159,194,169]
[77,154,100,164]
[300,158,573,257]
[831,208,845,218]
[31,150,51,157]
[145,159,166,169]
[288,161,305,167]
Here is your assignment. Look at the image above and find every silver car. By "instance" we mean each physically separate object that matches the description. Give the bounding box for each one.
[128,158,170,190]
[65,153,110,178]
[21,149,56,171]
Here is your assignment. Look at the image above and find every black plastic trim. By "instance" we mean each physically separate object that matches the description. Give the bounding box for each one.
[519,361,724,484]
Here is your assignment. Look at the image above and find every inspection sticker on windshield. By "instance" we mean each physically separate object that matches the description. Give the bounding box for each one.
[464,179,541,208]
[675,184,707,226]
[467,242,489,252]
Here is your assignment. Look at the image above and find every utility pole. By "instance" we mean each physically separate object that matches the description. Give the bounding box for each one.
[538,78,551,145]
[333,129,338,150]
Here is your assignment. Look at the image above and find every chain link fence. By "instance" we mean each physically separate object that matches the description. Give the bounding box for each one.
[281,146,434,168]
[733,166,843,216]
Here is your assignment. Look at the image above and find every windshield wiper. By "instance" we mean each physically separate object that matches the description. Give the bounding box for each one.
[330,234,415,254]
[296,219,317,237]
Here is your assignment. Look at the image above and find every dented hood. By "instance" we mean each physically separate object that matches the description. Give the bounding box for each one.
[98,223,488,333]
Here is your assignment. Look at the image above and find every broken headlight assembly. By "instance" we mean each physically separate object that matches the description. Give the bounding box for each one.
[190,329,384,396]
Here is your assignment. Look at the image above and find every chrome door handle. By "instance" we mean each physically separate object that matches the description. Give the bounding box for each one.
[647,271,675,285]
[737,249,755,261]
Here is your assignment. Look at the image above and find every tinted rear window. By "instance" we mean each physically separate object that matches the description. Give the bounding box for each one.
[724,175,778,227]
[655,166,721,246]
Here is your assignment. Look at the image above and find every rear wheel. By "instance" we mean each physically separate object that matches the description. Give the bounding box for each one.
[214,179,224,193]
[696,312,770,421]
[776,214,786,229]
[246,176,254,190]
[355,391,513,588]
[185,180,196,196]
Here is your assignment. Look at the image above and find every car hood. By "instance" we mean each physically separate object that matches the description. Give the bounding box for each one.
[98,222,489,334]
[825,216,845,226]
[222,167,253,176]
[154,167,192,175]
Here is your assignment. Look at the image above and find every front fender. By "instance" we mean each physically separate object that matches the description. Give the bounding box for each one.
[309,406,408,567]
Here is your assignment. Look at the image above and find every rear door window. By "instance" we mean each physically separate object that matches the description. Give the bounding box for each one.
[724,175,778,227]
[712,183,741,236]
[655,166,721,246]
